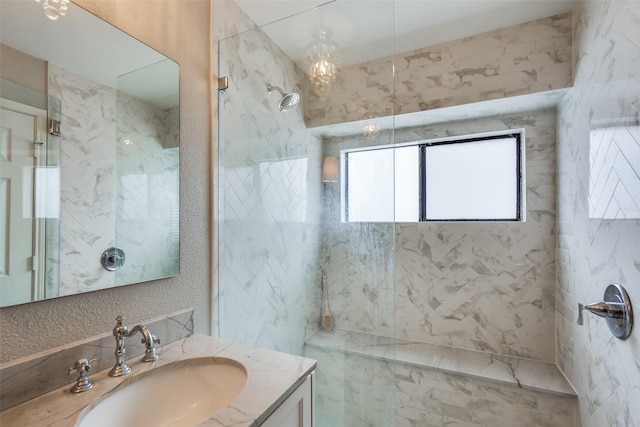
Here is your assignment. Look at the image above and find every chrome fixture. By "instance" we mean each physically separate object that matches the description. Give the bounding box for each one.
[68,358,95,393]
[109,315,160,377]
[578,283,633,340]
[266,84,300,112]
[101,247,125,272]
[218,76,229,92]
[35,0,69,20]
[306,28,341,98]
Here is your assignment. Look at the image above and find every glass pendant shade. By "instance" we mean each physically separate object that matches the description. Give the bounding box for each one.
[306,29,341,98]
[35,0,69,20]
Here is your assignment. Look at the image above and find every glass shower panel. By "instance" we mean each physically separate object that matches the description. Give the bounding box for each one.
[217,1,396,426]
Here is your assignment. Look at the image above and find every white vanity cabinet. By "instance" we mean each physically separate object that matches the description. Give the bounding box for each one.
[260,373,314,427]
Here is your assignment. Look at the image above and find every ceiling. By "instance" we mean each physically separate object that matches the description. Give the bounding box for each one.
[1,1,178,109]
[234,0,578,68]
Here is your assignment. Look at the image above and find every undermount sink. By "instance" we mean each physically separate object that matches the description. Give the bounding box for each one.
[76,357,247,427]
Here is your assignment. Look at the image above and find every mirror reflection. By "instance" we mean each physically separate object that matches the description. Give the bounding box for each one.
[0,1,180,307]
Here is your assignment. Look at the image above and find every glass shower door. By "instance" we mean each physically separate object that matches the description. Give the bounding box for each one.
[216,1,396,425]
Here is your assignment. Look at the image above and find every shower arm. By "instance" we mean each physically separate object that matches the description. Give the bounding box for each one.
[266,84,286,97]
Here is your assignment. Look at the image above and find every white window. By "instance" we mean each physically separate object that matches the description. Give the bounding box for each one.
[342,132,525,222]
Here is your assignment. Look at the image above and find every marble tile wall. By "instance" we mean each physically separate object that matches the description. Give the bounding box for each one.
[588,125,640,219]
[48,66,180,296]
[323,109,557,361]
[304,342,575,427]
[306,13,573,128]
[216,6,323,356]
[115,93,179,285]
[556,1,640,426]
[395,363,576,427]
[395,110,557,361]
[303,344,396,427]
[321,187,397,338]
[48,64,117,296]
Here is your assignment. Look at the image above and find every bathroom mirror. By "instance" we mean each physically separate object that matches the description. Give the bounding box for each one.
[0,1,180,307]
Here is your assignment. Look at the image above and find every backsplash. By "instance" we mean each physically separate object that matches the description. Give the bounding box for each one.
[0,309,194,411]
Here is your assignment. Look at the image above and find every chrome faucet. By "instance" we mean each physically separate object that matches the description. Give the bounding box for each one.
[108,314,160,377]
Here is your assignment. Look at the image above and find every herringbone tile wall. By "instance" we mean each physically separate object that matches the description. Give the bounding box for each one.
[588,125,640,219]
[557,2,640,426]
[217,22,323,355]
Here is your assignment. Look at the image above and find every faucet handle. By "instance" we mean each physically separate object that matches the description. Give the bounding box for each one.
[68,358,95,393]
[577,284,634,340]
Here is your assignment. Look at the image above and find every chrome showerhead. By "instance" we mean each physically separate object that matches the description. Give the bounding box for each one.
[267,83,300,112]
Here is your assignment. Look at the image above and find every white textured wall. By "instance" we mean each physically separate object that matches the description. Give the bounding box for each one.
[0,0,211,363]
[556,1,640,425]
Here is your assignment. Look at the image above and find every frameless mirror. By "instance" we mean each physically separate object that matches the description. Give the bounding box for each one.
[0,1,180,307]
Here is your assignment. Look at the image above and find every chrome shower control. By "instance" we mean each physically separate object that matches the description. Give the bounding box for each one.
[578,283,633,340]
[101,247,125,271]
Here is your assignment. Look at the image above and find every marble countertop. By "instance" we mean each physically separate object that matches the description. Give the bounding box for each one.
[0,334,317,427]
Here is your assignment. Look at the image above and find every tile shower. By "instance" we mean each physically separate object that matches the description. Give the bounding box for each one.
[214,1,640,426]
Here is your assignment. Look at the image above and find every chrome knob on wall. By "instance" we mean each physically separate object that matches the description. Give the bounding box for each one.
[577,283,633,340]
[101,247,125,271]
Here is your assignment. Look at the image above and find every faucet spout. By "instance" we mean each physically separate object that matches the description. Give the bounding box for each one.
[127,324,161,362]
[108,315,160,377]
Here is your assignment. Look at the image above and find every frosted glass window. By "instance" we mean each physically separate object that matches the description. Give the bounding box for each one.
[394,145,420,222]
[426,138,519,220]
[346,148,395,222]
[343,132,523,223]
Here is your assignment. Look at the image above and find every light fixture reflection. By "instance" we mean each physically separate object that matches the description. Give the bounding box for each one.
[362,111,380,142]
[35,0,70,20]
[362,120,380,142]
[306,29,341,99]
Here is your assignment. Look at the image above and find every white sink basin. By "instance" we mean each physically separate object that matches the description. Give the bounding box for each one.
[77,357,247,427]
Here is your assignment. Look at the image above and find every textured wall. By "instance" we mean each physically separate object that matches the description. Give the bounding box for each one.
[306,12,573,128]
[215,2,323,355]
[0,0,211,363]
[556,1,640,426]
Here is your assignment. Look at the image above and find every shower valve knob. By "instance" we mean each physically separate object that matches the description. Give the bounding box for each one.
[577,284,633,340]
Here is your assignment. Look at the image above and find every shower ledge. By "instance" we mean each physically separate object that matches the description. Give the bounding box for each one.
[307,89,568,138]
[304,329,576,398]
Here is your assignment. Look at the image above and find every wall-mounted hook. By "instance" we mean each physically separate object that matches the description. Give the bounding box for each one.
[217,76,229,92]
[578,283,633,340]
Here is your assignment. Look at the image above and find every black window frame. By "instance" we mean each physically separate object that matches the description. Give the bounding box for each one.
[343,132,524,223]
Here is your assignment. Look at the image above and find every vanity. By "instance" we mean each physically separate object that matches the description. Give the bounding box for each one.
[0,331,316,427]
